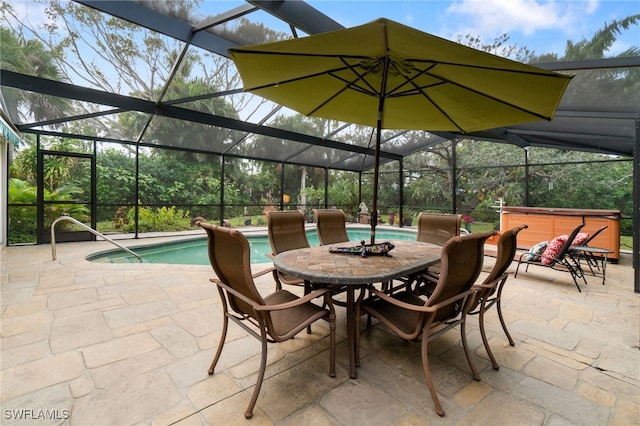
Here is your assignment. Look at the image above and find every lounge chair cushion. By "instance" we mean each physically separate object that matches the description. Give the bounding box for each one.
[541,235,568,264]
[540,231,590,265]
[573,232,590,246]
[527,241,547,261]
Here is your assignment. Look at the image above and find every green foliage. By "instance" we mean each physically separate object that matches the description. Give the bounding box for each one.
[402,140,454,212]
[10,137,92,192]
[563,15,639,61]
[466,221,495,234]
[303,187,325,206]
[328,170,359,216]
[96,147,137,211]
[3,9,637,245]
[9,142,37,182]
[401,141,632,238]
[44,187,90,225]
[7,206,37,244]
[120,205,193,233]
[7,178,90,243]
[525,154,632,235]
[0,25,70,123]
[456,32,533,62]
[7,177,35,203]
[7,179,37,243]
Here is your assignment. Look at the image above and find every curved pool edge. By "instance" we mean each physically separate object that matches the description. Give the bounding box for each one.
[87,225,417,265]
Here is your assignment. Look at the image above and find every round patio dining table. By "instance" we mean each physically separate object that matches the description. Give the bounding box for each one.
[273,240,441,379]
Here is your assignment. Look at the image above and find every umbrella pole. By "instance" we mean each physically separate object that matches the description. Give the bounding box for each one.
[371,49,391,244]
[370,38,394,244]
[370,124,382,245]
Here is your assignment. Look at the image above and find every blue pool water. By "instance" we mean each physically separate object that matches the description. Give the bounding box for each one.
[88,228,417,265]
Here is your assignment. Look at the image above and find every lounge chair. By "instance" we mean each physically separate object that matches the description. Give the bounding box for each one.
[514,224,587,292]
[197,221,336,419]
[467,224,528,369]
[570,225,608,275]
[355,231,496,416]
[313,208,350,245]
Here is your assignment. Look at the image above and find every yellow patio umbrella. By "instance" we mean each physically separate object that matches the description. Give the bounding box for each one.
[229,18,572,243]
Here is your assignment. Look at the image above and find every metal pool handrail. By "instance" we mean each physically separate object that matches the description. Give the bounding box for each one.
[51,215,142,262]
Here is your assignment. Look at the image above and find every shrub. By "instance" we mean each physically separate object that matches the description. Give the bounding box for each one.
[121,205,193,233]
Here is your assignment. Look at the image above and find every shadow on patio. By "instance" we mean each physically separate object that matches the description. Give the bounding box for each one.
[1,238,638,425]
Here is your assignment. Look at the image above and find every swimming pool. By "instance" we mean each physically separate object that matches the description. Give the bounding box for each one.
[88,227,417,265]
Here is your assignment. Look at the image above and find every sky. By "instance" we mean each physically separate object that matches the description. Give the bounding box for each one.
[304,0,640,56]
[9,0,639,58]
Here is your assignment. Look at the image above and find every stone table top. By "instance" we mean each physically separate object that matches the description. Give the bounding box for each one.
[273,240,441,285]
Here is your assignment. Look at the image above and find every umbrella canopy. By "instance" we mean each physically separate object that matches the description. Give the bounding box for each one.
[229,18,572,243]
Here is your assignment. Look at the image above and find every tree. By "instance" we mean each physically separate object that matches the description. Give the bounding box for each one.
[456,32,533,62]
[399,14,638,222]
[0,25,70,123]
[2,1,288,227]
[247,115,329,211]
[9,136,91,191]
[402,137,455,212]
[455,139,527,215]
[7,177,90,243]
[327,170,359,215]
[95,147,137,207]
[555,15,640,111]
[2,1,287,138]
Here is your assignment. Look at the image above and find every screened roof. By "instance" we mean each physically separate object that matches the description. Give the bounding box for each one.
[1,0,639,170]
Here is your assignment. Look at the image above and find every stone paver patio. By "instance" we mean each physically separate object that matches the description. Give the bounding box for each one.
[1,234,638,425]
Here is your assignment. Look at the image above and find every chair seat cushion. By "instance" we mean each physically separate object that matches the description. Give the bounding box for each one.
[278,272,305,286]
[365,291,425,335]
[264,290,327,337]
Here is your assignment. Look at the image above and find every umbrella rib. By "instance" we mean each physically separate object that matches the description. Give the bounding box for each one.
[242,57,380,98]
[306,57,385,116]
[380,63,466,132]
[340,57,384,96]
[326,72,379,97]
[243,66,351,92]
[420,61,568,119]
[232,50,374,60]
[385,62,439,97]
[423,68,556,121]
[453,84,553,120]
[408,58,568,78]
[385,61,558,122]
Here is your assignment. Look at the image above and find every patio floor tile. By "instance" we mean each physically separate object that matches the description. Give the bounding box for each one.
[1,237,638,425]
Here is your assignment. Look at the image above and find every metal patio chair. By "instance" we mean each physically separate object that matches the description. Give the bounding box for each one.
[355,231,496,416]
[198,221,336,419]
[266,210,311,291]
[313,208,350,245]
[467,224,528,369]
